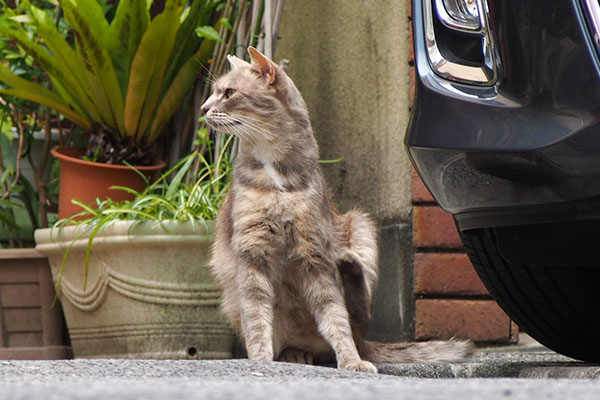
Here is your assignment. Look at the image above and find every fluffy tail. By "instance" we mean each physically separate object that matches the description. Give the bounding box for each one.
[362,338,474,363]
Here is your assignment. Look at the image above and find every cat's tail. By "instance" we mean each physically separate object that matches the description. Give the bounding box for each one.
[362,338,474,363]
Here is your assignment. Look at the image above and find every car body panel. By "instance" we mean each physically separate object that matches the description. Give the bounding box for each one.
[406,0,600,228]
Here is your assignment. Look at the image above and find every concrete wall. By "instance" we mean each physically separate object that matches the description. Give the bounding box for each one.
[276,0,414,341]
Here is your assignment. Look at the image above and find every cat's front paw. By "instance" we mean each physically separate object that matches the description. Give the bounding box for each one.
[339,359,378,374]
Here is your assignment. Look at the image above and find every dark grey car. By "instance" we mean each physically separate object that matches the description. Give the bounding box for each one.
[406,0,600,361]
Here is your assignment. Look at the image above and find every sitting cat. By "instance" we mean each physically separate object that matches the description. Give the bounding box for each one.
[202,47,472,373]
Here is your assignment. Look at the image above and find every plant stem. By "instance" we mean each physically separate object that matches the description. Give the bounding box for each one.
[30,107,51,228]
[272,0,285,55]
[264,0,272,58]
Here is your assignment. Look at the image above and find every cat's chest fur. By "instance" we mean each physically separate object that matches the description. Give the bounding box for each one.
[262,162,286,190]
[233,184,312,226]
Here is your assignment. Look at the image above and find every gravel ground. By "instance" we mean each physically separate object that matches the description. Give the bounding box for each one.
[2,358,600,400]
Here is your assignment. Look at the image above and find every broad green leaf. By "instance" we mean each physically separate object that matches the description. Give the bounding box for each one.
[0,25,69,86]
[124,0,182,140]
[9,15,33,24]
[195,25,223,43]
[49,76,90,120]
[219,18,232,31]
[29,5,102,122]
[163,0,217,95]
[0,63,91,130]
[148,55,198,144]
[64,0,110,48]
[62,0,124,134]
[0,165,14,188]
[108,0,150,97]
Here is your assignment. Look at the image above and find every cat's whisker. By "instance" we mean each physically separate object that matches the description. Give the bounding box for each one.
[196,59,219,86]
[208,112,265,146]
[234,118,275,140]
[235,114,280,129]
[226,121,258,146]
[234,125,259,146]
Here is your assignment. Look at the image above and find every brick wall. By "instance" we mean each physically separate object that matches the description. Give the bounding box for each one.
[411,170,518,343]
[407,1,517,344]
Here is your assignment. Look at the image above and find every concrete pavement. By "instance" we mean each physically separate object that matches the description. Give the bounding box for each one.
[1,338,600,400]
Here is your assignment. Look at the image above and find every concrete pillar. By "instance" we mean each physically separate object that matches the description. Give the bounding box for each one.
[276,0,414,341]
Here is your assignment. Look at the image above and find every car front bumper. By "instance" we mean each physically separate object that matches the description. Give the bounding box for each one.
[406,0,600,229]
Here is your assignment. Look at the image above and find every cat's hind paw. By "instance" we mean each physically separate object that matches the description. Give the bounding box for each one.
[277,347,314,365]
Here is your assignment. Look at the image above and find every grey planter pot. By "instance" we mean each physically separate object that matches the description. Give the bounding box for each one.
[34,221,233,359]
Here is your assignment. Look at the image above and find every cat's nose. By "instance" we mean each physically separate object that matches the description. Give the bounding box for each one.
[201,105,210,115]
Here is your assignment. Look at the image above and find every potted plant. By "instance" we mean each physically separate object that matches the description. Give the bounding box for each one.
[29,0,285,359]
[34,138,236,359]
[0,0,221,218]
[0,1,72,360]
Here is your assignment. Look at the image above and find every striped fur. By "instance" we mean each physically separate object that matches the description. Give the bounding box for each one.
[203,48,472,373]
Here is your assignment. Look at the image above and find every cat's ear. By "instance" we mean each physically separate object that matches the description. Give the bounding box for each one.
[227,55,250,70]
[248,46,277,85]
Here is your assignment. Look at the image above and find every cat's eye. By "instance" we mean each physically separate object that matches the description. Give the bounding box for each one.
[224,88,236,99]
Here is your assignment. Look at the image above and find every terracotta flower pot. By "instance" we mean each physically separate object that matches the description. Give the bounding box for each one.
[51,147,166,219]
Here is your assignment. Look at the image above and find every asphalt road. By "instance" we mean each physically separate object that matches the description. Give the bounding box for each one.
[2,359,600,400]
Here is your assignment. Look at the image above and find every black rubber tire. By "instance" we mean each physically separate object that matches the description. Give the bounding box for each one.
[460,228,600,362]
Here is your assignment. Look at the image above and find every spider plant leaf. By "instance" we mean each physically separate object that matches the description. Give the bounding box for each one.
[124,0,182,141]
[71,199,101,217]
[0,63,91,130]
[102,208,157,220]
[166,153,195,199]
[83,219,109,290]
[107,0,150,97]
[108,185,143,196]
[61,0,124,134]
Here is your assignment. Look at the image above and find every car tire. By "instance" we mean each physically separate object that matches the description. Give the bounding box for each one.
[459,227,600,362]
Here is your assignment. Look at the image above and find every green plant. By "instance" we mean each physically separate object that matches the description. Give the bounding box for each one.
[53,132,234,290]
[0,0,65,246]
[0,0,221,165]
[45,0,287,289]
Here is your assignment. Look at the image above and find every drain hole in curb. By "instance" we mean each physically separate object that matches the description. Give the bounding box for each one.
[187,346,198,359]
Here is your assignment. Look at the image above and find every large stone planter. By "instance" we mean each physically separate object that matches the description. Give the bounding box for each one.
[34,221,233,359]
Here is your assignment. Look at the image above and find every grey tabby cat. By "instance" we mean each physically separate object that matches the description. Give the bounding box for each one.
[202,47,472,373]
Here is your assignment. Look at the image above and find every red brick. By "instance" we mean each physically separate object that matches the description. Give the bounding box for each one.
[415,299,513,343]
[411,167,435,203]
[414,253,488,296]
[409,62,416,109]
[408,23,414,64]
[413,206,463,249]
